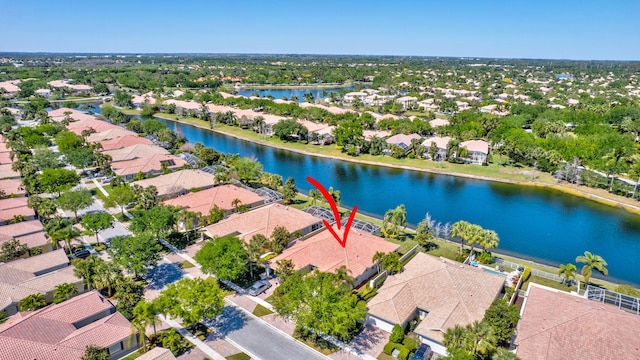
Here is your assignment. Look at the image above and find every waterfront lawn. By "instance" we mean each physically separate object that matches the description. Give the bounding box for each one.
[522,275,575,292]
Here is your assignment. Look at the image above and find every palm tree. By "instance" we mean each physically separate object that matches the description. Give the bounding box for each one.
[443,324,467,352]
[246,234,267,279]
[382,205,407,238]
[451,220,471,255]
[132,299,159,350]
[253,116,266,136]
[161,328,185,355]
[93,261,123,297]
[629,157,640,199]
[576,251,608,284]
[19,293,47,311]
[334,266,355,288]
[492,348,520,360]
[478,229,500,252]
[328,187,341,207]
[372,251,386,274]
[465,321,497,356]
[308,189,320,205]
[50,225,82,255]
[558,263,577,285]
[53,282,79,303]
[73,255,103,290]
[603,146,628,191]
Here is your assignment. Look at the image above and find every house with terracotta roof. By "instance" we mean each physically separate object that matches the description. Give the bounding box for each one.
[110,154,186,181]
[103,144,170,163]
[460,140,489,165]
[386,133,422,151]
[203,203,323,243]
[131,92,156,109]
[395,96,418,110]
[99,135,154,151]
[0,80,20,97]
[48,108,97,123]
[87,128,138,143]
[0,249,84,316]
[47,79,93,95]
[514,283,640,360]
[67,118,122,136]
[272,227,399,287]
[164,184,264,217]
[132,169,215,198]
[0,178,25,197]
[0,197,35,224]
[0,219,50,253]
[137,347,177,360]
[0,290,138,360]
[422,136,452,161]
[428,118,450,129]
[367,252,504,356]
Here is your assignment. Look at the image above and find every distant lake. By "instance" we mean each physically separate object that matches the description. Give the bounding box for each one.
[237,86,354,102]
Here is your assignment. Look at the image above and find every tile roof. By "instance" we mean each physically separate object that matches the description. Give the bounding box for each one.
[99,135,154,151]
[103,144,170,163]
[0,197,34,223]
[67,118,121,136]
[0,178,25,196]
[203,203,322,242]
[86,128,138,143]
[272,227,399,278]
[163,184,264,215]
[367,253,503,343]
[0,291,135,360]
[386,133,422,146]
[460,140,489,154]
[0,219,47,249]
[0,163,20,180]
[132,169,215,197]
[2,249,69,276]
[47,108,97,123]
[111,154,187,177]
[428,119,450,128]
[515,284,640,360]
[0,151,11,165]
[422,136,452,149]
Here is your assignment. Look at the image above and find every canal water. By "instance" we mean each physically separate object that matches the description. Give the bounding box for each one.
[155,117,640,285]
[236,86,354,102]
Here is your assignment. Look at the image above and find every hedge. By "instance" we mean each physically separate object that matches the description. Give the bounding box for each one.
[522,267,531,282]
[383,342,410,360]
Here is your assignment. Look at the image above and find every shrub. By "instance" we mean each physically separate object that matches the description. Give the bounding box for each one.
[522,267,531,282]
[477,251,493,264]
[402,337,419,351]
[390,324,405,343]
[383,341,409,359]
[505,286,515,300]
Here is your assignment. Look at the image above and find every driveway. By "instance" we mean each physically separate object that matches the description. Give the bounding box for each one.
[206,305,328,360]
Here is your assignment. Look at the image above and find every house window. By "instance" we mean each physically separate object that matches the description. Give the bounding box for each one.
[107,341,123,355]
[160,160,176,166]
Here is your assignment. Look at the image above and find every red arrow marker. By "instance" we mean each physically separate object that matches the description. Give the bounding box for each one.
[307,176,358,248]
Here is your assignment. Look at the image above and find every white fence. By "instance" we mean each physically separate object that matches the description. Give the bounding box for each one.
[494,258,563,283]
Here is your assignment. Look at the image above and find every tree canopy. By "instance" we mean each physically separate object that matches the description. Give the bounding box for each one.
[194,235,248,281]
[153,277,225,326]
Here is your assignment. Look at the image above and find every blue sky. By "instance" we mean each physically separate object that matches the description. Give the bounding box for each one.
[2,0,639,60]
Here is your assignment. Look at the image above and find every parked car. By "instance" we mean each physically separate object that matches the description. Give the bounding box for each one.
[101,176,112,184]
[70,249,91,259]
[412,344,432,360]
[248,280,272,296]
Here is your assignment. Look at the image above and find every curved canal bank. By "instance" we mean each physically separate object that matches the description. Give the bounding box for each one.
[147,114,640,286]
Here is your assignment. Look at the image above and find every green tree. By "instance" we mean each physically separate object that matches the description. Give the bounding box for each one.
[477,229,500,252]
[49,224,82,255]
[372,251,386,274]
[206,204,225,225]
[81,345,109,360]
[56,189,93,220]
[55,131,84,154]
[273,119,309,142]
[246,234,268,278]
[558,263,577,285]
[153,277,225,326]
[333,120,363,147]
[282,177,297,204]
[575,251,608,284]
[108,234,162,278]
[132,299,159,350]
[451,220,472,256]
[390,324,405,343]
[444,324,468,353]
[380,252,402,275]
[382,204,407,238]
[482,299,520,346]
[308,189,320,205]
[195,235,248,281]
[161,328,186,355]
[114,276,146,320]
[464,321,497,357]
[38,168,80,196]
[32,145,61,170]
[53,282,79,304]
[65,148,95,170]
[104,185,135,217]
[93,261,123,297]
[19,293,47,311]
[81,211,114,244]
[129,206,178,241]
[0,238,29,262]
[232,157,263,184]
[28,196,58,220]
[73,255,105,290]
[270,226,291,253]
[415,219,436,250]
[272,270,366,342]
[492,348,520,360]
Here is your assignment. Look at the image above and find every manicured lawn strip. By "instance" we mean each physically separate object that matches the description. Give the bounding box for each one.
[120,352,141,360]
[377,353,396,360]
[293,335,340,355]
[252,304,274,317]
[180,261,195,269]
[226,353,251,360]
[523,275,575,292]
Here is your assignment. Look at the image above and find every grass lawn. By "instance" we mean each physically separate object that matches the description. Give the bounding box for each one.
[180,260,195,269]
[377,353,395,360]
[121,351,141,360]
[523,275,575,292]
[226,353,251,360]
[293,335,340,355]
[252,304,274,317]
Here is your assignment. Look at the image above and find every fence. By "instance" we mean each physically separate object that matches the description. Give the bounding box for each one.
[494,258,563,283]
[584,285,640,316]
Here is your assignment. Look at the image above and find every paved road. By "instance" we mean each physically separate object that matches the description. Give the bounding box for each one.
[206,306,328,360]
